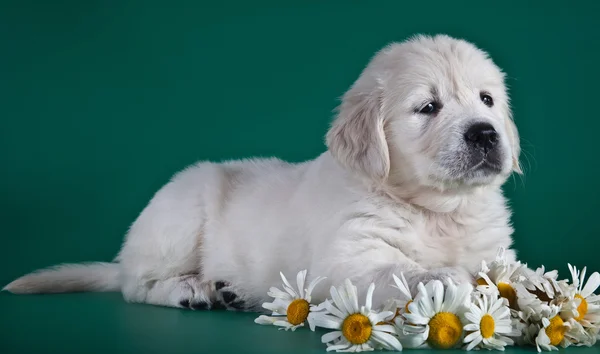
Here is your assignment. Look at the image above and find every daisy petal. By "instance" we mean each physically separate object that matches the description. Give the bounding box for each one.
[466,335,482,351]
[492,306,510,320]
[464,323,480,331]
[365,283,375,312]
[579,267,587,293]
[371,330,403,351]
[488,296,505,315]
[321,330,344,343]
[326,342,353,352]
[262,302,288,315]
[399,325,429,348]
[267,287,293,301]
[403,313,430,326]
[433,280,444,313]
[374,324,396,334]
[311,313,343,330]
[495,325,514,334]
[581,272,600,298]
[330,286,350,316]
[325,298,347,319]
[487,336,508,348]
[369,311,394,325]
[393,273,412,300]
[345,279,360,313]
[416,283,435,318]
[280,271,298,297]
[464,331,481,343]
[254,315,278,325]
[307,276,327,299]
[465,312,481,324]
[273,320,294,328]
[296,270,307,299]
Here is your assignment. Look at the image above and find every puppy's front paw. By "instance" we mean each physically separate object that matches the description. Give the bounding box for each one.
[431,266,474,285]
[410,267,474,294]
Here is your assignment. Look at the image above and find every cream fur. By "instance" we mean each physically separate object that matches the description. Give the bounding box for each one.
[4,34,523,312]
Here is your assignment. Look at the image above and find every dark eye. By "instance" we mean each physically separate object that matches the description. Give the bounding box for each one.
[480,93,494,107]
[419,102,438,114]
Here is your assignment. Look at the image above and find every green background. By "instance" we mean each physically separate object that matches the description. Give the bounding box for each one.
[1,0,599,353]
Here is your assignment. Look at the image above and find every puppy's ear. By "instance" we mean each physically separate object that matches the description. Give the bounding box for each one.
[504,116,522,174]
[326,90,390,181]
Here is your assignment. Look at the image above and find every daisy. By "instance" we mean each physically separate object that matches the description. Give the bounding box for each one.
[380,273,415,322]
[514,282,547,323]
[561,264,600,329]
[476,247,527,309]
[462,291,519,350]
[254,269,326,331]
[520,265,562,302]
[534,305,574,351]
[309,278,403,352]
[397,278,473,349]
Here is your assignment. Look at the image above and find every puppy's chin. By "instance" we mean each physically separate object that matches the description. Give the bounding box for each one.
[426,159,512,190]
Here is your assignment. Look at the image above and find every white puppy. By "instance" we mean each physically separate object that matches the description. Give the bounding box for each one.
[4,34,522,312]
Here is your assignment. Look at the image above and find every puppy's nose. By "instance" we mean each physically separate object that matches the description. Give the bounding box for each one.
[464,122,498,153]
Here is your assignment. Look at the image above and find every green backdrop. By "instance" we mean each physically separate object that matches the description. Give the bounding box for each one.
[1,1,599,353]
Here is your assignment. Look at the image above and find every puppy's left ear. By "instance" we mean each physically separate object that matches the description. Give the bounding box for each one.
[326,89,390,181]
[504,114,522,174]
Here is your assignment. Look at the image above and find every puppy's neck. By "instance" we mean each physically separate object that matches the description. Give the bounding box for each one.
[379,181,488,214]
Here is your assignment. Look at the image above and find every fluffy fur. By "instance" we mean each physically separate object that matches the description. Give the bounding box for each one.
[4,34,523,312]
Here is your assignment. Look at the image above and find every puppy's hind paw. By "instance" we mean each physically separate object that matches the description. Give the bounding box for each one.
[214,282,250,311]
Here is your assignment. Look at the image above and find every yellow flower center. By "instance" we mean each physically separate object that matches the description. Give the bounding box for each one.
[545,316,566,346]
[480,314,495,339]
[574,294,588,322]
[427,312,463,349]
[476,278,488,286]
[342,313,373,345]
[286,299,310,325]
[498,282,517,309]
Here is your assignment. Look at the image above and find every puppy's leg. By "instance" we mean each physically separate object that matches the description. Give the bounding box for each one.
[114,163,231,310]
[410,266,474,291]
[121,275,218,309]
[341,263,474,310]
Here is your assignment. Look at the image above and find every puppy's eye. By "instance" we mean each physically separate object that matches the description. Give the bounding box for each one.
[419,102,439,114]
[480,93,494,107]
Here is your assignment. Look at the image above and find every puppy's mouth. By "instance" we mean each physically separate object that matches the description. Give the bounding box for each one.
[468,157,503,174]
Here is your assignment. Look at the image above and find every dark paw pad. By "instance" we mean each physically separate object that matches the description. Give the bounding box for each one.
[179,299,191,308]
[221,291,237,303]
[215,281,230,291]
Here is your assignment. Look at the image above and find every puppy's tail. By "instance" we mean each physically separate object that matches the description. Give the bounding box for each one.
[2,262,120,294]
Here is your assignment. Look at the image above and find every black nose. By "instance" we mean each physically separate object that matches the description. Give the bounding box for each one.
[464,122,498,153]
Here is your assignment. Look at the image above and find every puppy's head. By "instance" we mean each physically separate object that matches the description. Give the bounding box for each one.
[327,34,521,192]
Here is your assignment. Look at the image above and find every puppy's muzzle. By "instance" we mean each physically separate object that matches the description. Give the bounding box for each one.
[464,122,502,171]
[464,122,498,153]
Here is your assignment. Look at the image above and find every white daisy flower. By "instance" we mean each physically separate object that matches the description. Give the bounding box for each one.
[397,278,472,349]
[254,269,326,331]
[476,247,527,309]
[381,273,415,322]
[561,264,600,329]
[518,265,562,302]
[463,291,519,350]
[309,278,403,352]
[535,305,574,351]
[514,282,547,323]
